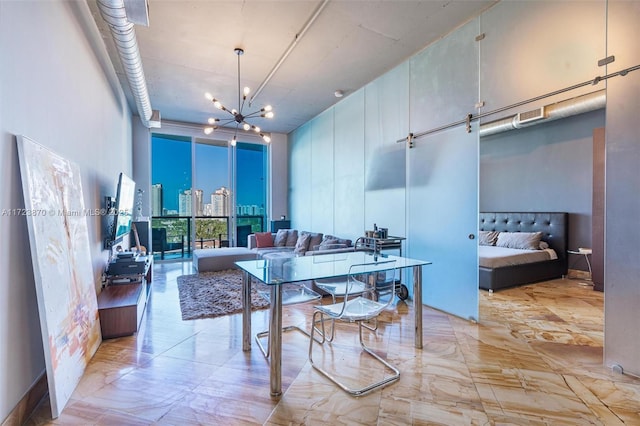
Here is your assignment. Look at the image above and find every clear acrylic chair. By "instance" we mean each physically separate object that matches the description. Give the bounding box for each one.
[308,260,400,396]
[255,270,322,359]
[312,243,354,302]
[313,264,373,341]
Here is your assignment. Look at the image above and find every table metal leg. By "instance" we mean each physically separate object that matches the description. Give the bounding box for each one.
[242,271,251,351]
[413,265,423,349]
[585,254,593,280]
[269,284,283,397]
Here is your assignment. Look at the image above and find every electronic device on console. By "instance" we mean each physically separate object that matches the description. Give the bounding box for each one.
[116,251,137,260]
[108,254,148,276]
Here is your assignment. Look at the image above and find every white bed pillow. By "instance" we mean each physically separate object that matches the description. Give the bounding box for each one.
[496,231,543,250]
[478,231,499,246]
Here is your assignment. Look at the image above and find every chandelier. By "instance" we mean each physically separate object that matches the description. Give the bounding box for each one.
[204,48,274,145]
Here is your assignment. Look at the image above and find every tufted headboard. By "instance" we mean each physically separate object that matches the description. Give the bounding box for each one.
[479,212,569,264]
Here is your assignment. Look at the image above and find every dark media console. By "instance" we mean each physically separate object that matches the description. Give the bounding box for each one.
[98,254,152,339]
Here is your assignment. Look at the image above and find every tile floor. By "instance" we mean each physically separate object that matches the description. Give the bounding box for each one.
[27,261,640,425]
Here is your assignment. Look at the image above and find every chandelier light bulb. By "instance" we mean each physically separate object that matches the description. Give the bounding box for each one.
[253,125,261,133]
[264,111,274,119]
[243,123,250,131]
[262,134,271,143]
[204,127,214,135]
[207,117,219,125]
[230,136,237,146]
[205,92,214,101]
[264,105,272,112]
[243,86,250,96]
[213,100,222,109]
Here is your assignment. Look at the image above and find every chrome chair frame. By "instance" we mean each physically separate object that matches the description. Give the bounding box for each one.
[255,283,322,358]
[308,260,400,396]
[314,273,379,342]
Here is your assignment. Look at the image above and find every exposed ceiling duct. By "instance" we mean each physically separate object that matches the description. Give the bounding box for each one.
[479,89,606,137]
[96,0,160,128]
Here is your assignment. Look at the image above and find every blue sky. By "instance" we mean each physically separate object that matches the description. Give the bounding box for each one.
[151,135,265,212]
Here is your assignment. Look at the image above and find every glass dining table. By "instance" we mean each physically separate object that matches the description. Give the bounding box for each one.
[235,251,431,397]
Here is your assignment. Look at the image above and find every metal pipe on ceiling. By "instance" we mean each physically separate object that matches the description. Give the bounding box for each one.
[96,0,159,128]
[397,64,639,145]
[479,89,606,137]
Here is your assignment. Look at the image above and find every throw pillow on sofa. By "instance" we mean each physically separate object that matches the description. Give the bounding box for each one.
[285,229,298,247]
[255,232,274,248]
[294,233,311,255]
[322,234,352,248]
[316,238,345,251]
[300,231,323,253]
[273,229,288,247]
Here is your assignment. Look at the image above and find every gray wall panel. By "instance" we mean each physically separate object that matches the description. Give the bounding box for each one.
[364,63,409,241]
[604,0,640,377]
[408,19,479,319]
[334,90,365,242]
[310,110,335,233]
[480,1,606,121]
[289,123,312,231]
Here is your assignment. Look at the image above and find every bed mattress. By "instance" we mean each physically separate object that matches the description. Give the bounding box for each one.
[479,246,557,269]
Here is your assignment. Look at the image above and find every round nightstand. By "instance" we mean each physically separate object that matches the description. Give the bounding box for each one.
[567,248,592,283]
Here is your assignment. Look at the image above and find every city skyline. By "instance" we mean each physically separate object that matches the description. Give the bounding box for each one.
[152,184,264,217]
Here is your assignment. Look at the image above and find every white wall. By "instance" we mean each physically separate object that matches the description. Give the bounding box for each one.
[0,1,133,420]
[269,133,288,221]
[132,117,151,219]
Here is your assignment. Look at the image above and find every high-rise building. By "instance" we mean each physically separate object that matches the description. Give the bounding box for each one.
[237,204,265,216]
[151,183,163,216]
[179,189,192,216]
[211,187,230,216]
[193,189,203,216]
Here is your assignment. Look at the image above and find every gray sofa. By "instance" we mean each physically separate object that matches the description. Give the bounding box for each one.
[247,229,355,258]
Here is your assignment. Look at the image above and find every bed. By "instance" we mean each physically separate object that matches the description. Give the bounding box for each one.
[478,212,568,292]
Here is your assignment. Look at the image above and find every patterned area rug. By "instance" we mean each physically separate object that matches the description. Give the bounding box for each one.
[177,269,270,320]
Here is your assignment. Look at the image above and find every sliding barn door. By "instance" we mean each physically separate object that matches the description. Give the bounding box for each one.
[406,20,479,321]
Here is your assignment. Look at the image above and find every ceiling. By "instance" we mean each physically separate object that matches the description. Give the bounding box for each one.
[88,0,497,135]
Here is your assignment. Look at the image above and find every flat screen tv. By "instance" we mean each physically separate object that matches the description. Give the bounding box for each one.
[110,172,136,244]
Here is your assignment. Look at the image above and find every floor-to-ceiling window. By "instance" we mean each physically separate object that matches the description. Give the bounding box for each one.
[151,134,193,261]
[235,142,267,246]
[151,131,268,259]
[194,138,230,249]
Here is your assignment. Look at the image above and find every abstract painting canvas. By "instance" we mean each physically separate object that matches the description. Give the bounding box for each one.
[16,136,101,418]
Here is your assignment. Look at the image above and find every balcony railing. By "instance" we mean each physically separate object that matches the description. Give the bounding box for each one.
[151,215,264,259]
[193,216,230,249]
[151,216,194,260]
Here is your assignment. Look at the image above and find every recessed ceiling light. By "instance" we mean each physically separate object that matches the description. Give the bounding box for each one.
[334,90,344,98]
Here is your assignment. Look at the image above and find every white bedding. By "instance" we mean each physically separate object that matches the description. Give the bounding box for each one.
[479,245,557,269]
